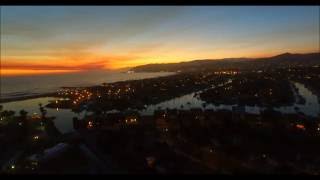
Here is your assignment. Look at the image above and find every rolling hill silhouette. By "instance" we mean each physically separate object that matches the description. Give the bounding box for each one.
[131,52,320,72]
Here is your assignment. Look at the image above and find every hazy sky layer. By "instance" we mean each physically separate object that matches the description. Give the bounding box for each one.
[1,6,319,76]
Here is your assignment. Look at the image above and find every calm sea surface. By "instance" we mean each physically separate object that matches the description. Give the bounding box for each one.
[0,70,175,100]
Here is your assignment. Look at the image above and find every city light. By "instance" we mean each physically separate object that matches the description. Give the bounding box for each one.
[0,6,319,175]
[296,124,306,130]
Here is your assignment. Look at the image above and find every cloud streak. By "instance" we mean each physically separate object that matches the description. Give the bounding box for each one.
[1,6,319,76]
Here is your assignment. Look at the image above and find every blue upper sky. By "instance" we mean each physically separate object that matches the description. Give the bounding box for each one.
[1,6,319,73]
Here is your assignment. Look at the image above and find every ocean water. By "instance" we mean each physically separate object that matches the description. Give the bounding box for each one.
[0,70,175,100]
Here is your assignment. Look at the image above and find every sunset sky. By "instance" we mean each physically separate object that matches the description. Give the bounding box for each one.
[1,6,319,76]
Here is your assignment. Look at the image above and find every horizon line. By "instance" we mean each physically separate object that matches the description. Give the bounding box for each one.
[1,51,319,77]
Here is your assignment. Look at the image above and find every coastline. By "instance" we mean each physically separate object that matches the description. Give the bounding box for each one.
[0,71,176,104]
[0,92,58,104]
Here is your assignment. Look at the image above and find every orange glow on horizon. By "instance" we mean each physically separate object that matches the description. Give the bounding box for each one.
[1,69,81,76]
[1,50,318,76]
[2,6,318,76]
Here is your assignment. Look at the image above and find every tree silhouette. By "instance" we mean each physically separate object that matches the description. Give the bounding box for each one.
[38,103,47,123]
[19,109,28,119]
[0,105,3,119]
[2,110,15,118]
[19,109,29,137]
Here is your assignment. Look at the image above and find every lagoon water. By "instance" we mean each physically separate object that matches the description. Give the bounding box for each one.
[1,76,319,134]
[0,71,174,133]
[0,97,83,134]
[140,82,320,117]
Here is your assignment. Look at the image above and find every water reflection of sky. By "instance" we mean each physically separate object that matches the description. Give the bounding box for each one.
[1,82,319,134]
[141,82,320,117]
[0,97,85,134]
[275,82,320,116]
